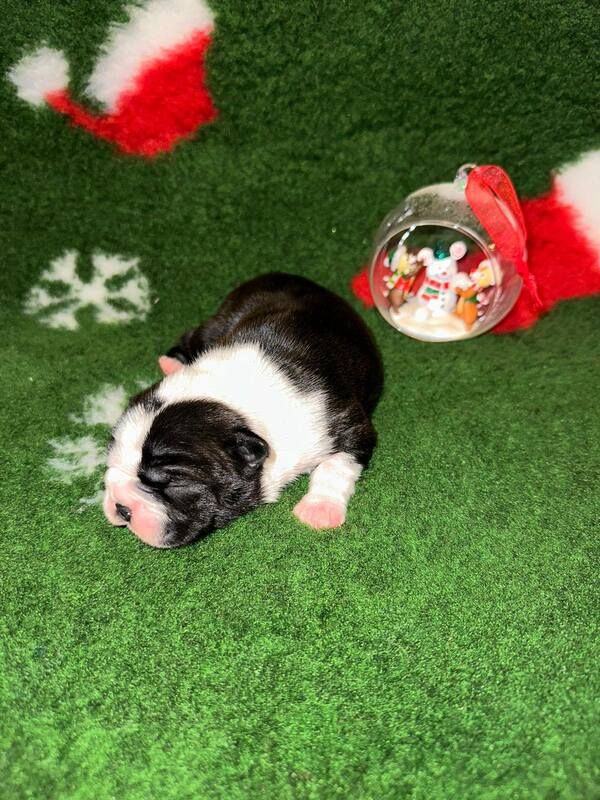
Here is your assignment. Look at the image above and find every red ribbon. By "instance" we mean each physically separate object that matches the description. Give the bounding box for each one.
[465,165,543,310]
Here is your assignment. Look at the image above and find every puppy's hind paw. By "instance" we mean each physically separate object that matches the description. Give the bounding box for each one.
[293,496,346,530]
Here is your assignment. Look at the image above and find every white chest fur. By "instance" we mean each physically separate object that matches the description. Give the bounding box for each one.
[157,343,332,501]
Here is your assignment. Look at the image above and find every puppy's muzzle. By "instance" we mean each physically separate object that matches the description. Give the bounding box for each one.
[103,467,168,548]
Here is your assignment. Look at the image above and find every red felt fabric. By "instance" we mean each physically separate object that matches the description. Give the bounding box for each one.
[46,30,216,156]
[350,269,375,308]
[494,185,600,332]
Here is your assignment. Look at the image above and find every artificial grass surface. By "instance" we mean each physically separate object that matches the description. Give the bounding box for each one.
[1,0,599,797]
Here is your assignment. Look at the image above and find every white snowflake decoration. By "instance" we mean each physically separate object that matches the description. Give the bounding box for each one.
[48,435,106,481]
[24,250,152,330]
[48,383,142,509]
[69,383,128,427]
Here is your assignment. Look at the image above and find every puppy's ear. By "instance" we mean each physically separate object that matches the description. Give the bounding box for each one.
[161,322,213,374]
[231,428,269,469]
[158,355,185,376]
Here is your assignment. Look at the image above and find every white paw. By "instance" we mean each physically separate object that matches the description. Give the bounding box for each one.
[293,496,346,529]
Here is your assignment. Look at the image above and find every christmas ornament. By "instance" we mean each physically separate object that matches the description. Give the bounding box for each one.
[7,0,217,157]
[353,149,600,336]
[368,163,531,341]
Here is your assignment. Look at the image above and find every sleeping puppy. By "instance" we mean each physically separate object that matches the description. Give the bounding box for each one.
[103,273,383,548]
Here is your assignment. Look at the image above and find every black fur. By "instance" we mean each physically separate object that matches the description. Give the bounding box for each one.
[129,273,383,546]
[128,383,164,413]
[139,401,268,546]
[165,273,383,458]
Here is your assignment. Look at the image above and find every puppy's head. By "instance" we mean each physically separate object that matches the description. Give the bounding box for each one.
[103,388,269,548]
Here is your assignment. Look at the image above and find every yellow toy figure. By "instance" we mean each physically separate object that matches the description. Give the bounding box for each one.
[384,245,422,309]
[455,259,497,328]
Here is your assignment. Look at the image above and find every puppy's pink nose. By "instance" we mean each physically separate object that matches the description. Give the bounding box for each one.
[103,468,167,548]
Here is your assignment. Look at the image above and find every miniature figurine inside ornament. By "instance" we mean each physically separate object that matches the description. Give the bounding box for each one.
[369,165,526,341]
[382,235,500,338]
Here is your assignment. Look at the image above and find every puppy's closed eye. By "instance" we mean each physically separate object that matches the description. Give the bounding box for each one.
[138,465,171,489]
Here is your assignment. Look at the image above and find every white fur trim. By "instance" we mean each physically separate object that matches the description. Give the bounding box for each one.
[555,149,600,254]
[87,0,214,110]
[8,47,69,106]
[157,344,332,502]
[108,403,156,477]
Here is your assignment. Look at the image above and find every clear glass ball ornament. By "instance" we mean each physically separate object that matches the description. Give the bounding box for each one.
[368,166,523,341]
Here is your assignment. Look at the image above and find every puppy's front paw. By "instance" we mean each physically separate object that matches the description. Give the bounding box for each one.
[293,496,346,529]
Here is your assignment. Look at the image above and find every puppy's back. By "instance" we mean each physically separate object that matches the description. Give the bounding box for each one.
[207,273,383,415]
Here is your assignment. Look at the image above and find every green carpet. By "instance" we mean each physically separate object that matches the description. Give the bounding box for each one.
[2,1,599,797]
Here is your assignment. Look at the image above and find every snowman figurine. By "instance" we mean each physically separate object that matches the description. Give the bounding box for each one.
[413,240,467,321]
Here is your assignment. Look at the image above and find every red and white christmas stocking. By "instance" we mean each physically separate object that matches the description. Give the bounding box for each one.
[8,0,217,157]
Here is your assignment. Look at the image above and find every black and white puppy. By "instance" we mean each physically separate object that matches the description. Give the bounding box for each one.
[103,273,383,548]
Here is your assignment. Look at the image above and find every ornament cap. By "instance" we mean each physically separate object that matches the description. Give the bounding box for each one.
[454,163,478,191]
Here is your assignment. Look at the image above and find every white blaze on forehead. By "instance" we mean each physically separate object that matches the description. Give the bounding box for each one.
[108,402,156,475]
[157,343,332,502]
